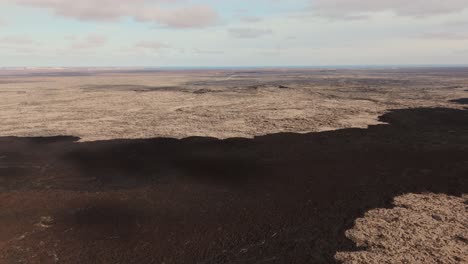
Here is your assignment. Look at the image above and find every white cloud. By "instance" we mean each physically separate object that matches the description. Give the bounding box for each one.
[310,0,468,19]
[0,35,38,46]
[135,5,219,28]
[0,35,41,55]
[193,48,224,55]
[419,32,468,40]
[6,0,219,28]
[134,40,170,51]
[240,16,262,23]
[71,34,108,49]
[229,28,273,38]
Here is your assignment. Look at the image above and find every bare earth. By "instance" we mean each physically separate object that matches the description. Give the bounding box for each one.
[0,67,467,263]
[0,68,466,141]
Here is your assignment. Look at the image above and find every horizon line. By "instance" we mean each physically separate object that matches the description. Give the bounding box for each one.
[2,64,468,70]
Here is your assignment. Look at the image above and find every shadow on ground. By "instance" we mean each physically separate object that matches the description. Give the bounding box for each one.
[0,107,467,264]
[450,98,468,105]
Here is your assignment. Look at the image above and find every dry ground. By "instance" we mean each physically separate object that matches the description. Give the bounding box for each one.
[336,193,467,263]
[0,68,467,141]
[0,68,467,263]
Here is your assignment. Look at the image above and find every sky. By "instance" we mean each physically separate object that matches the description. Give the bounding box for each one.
[1,0,468,67]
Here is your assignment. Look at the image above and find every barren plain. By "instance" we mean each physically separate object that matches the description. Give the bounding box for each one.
[0,67,467,263]
[1,67,467,141]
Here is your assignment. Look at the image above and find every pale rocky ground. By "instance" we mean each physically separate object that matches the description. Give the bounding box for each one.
[0,68,467,141]
[336,193,468,264]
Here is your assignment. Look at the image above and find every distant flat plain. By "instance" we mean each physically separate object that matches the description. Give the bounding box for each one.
[0,67,466,141]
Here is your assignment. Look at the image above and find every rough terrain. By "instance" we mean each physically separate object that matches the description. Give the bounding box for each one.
[0,68,467,263]
[0,68,467,141]
[336,193,467,263]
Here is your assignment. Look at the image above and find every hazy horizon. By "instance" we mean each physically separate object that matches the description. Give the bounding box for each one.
[2,64,468,70]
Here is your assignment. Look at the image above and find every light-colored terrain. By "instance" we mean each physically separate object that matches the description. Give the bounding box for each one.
[0,68,466,141]
[336,193,468,264]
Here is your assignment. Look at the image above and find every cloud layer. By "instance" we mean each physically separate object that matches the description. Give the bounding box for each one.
[310,0,468,19]
[71,35,108,50]
[0,35,38,46]
[229,28,273,38]
[7,0,219,28]
[134,40,170,51]
[1,0,468,66]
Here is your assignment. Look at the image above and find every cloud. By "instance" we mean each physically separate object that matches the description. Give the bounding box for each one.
[453,49,468,55]
[64,35,77,41]
[193,48,224,55]
[8,0,219,28]
[135,5,219,28]
[134,41,170,51]
[0,35,38,46]
[229,28,273,38]
[240,16,262,23]
[443,19,468,28]
[0,35,40,54]
[310,0,468,19]
[71,35,107,49]
[419,32,468,40]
